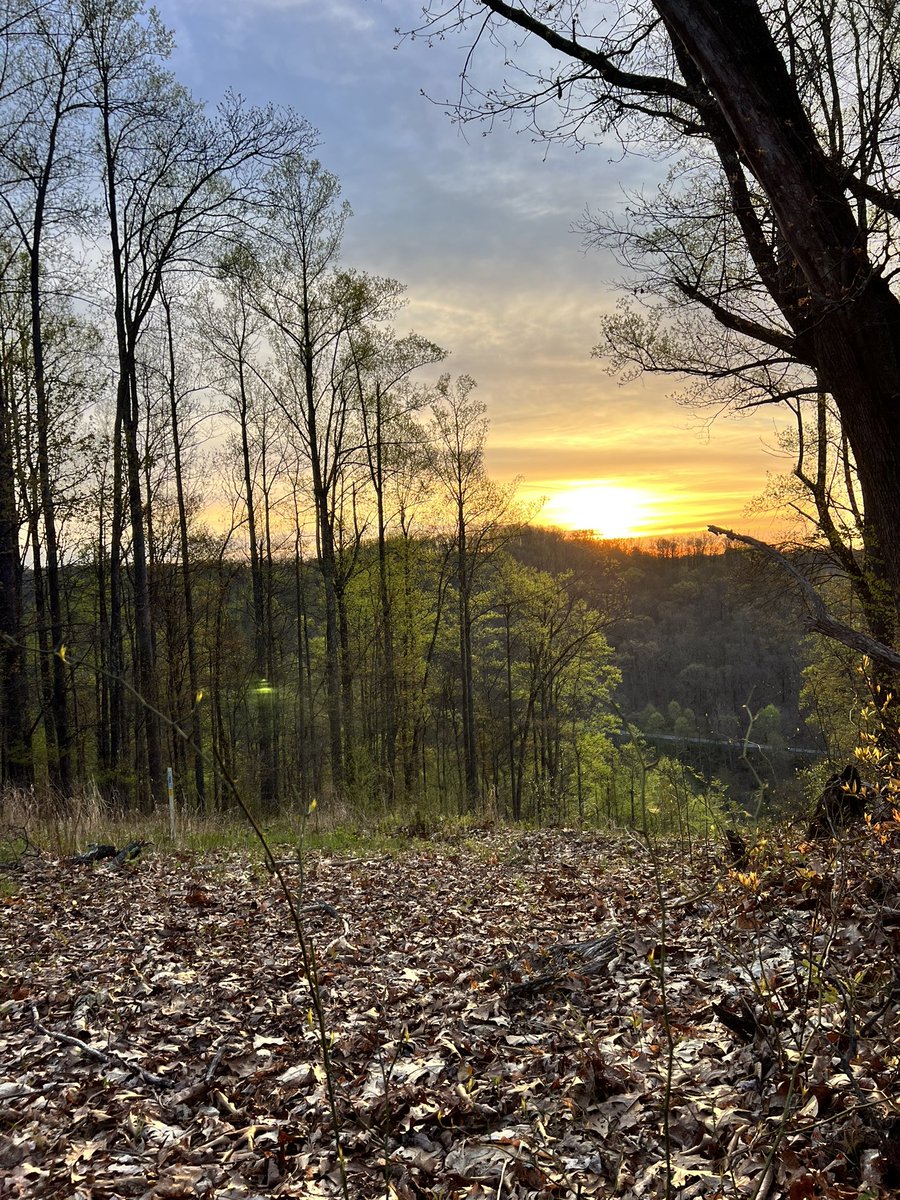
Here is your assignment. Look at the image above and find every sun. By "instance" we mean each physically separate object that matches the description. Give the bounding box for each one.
[541,482,655,539]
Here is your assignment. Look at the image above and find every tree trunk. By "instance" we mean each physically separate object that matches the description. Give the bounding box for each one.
[372,385,398,802]
[456,516,479,808]
[28,134,70,794]
[259,455,279,810]
[163,294,205,808]
[121,368,164,808]
[657,0,900,624]
[0,365,32,784]
[106,401,126,798]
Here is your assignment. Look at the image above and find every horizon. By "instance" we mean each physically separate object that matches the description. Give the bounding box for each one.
[152,0,796,545]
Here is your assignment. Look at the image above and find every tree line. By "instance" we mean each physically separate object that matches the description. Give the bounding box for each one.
[6,0,895,823]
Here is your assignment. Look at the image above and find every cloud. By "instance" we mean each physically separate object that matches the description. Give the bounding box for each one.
[152,0,793,538]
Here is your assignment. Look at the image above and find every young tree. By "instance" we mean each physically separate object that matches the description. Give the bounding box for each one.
[199,269,282,808]
[429,375,522,808]
[353,331,444,801]
[249,155,405,800]
[159,286,207,807]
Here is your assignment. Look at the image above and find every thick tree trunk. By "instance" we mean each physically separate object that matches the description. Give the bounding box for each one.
[656,0,900,624]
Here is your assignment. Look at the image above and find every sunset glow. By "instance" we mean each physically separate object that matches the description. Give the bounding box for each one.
[539,482,658,539]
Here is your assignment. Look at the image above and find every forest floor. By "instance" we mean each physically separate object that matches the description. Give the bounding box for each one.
[2,820,900,1199]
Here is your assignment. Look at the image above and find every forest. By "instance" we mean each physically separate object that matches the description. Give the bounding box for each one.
[0,0,830,831]
[4,2,900,1198]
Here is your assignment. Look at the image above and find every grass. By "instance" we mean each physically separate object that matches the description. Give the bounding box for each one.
[0,782,722,866]
[0,874,19,899]
[0,785,445,861]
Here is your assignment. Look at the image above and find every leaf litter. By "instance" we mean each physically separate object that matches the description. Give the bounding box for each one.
[2,821,900,1198]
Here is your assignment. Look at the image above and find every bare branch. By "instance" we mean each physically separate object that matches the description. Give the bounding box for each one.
[708,525,900,670]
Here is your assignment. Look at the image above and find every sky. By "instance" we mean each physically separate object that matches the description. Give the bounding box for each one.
[153,0,792,541]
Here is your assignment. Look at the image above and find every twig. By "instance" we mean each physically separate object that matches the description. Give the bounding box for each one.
[30,1003,172,1090]
[205,1039,228,1083]
[496,1159,507,1197]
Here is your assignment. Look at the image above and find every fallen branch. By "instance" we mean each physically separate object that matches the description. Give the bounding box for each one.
[30,1003,173,1090]
[505,932,620,998]
[708,525,900,670]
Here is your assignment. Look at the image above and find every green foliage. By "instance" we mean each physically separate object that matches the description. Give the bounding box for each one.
[801,635,868,765]
[600,742,730,839]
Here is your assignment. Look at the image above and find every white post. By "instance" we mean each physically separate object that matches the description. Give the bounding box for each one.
[167,766,176,840]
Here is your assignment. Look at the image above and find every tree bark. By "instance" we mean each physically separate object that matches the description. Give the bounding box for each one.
[0,354,32,784]
[655,0,900,626]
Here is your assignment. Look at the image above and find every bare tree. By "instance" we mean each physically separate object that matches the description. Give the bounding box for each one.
[415,0,900,650]
[0,0,91,791]
[429,374,523,808]
[248,155,405,801]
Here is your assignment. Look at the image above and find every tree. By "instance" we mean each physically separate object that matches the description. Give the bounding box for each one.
[354,331,444,801]
[159,286,207,807]
[0,249,31,784]
[200,266,281,809]
[249,155,409,801]
[429,375,522,809]
[417,0,900,657]
[83,0,311,804]
[0,0,90,792]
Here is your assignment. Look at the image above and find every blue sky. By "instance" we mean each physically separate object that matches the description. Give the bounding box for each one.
[153,0,790,538]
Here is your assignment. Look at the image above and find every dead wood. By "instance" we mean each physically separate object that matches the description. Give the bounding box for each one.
[30,1003,173,1089]
[505,931,620,999]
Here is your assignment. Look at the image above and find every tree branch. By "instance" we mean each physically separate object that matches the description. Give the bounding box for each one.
[674,281,802,357]
[842,172,900,222]
[477,0,695,105]
[708,526,900,669]
[30,1003,173,1090]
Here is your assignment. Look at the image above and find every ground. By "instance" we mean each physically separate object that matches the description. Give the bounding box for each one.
[2,823,900,1198]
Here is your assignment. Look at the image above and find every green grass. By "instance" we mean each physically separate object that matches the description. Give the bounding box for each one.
[0,785,440,861]
[0,874,19,899]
